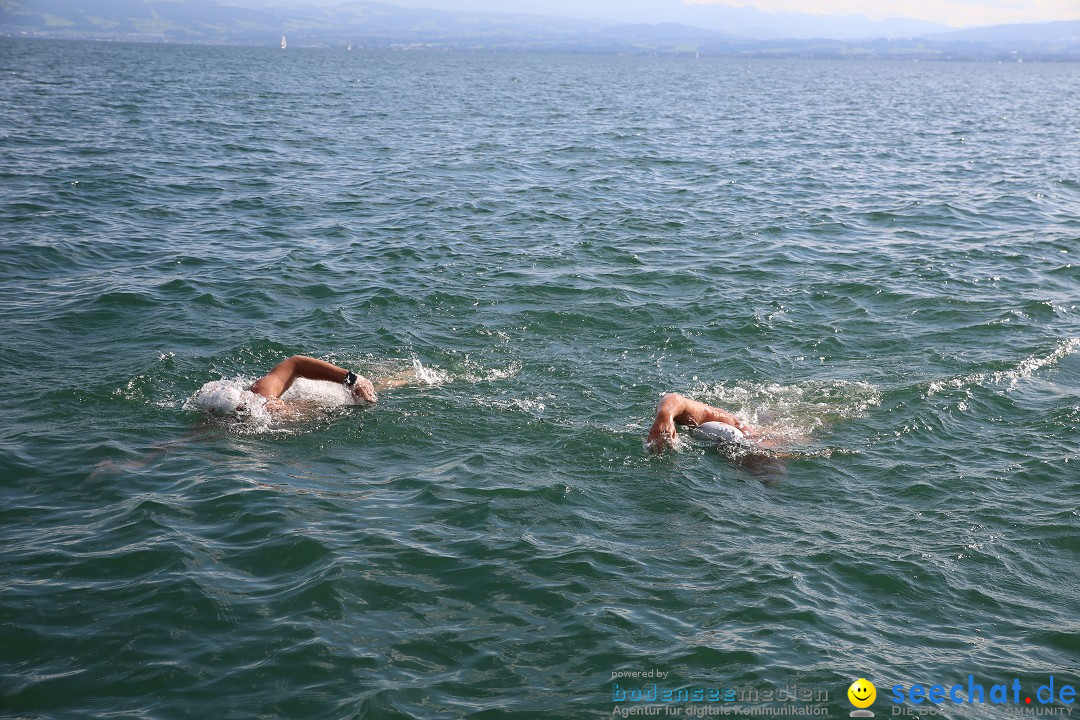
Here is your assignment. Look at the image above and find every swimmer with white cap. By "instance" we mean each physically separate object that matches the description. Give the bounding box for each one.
[647,392,758,453]
[190,354,418,420]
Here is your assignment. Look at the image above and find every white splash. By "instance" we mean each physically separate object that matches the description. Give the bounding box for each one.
[688,378,883,442]
[184,378,275,430]
[412,358,452,386]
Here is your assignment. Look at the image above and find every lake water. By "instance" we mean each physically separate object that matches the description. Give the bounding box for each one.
[1,39,1078,719]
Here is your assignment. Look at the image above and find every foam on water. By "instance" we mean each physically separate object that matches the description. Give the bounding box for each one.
[479,394,551,417]
[457,359,523,383]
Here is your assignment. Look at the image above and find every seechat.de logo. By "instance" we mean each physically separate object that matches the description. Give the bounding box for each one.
[848,678,877,717]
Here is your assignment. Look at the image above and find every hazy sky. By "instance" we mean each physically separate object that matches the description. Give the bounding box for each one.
[371,0,1080,28]
[688,0,1080,26]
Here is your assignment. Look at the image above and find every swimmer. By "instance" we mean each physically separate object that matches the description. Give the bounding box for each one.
[248,354,423,415]
[189,354,418,420]
[646,393,808,478]
[647,392,757,453]
[250,355,379,405]
[98,355,411,475]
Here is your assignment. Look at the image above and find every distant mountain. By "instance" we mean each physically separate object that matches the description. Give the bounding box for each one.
[2,0,1079,59]
[0,0,623,45]
[589,22,739,44]
[342,0,953,40]
[1,0,281,42]
[933,19,1080,42]
[640,5,951,40]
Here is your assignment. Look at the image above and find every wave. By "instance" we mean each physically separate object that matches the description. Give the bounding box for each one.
[926,337,1078,396]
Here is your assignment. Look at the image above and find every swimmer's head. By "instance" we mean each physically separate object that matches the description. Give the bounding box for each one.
[189,381,246,415]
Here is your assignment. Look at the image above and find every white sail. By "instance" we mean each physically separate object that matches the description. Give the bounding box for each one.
[280,34,286,49]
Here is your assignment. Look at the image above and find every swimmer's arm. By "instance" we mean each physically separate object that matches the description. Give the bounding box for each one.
[373,369,416,392]
[647,393,754,452]
[683,399,753,435]
[249,355,377,402]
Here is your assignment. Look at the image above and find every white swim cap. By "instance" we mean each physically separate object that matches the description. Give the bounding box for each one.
[192,380,245,415]
[689,421,748,445]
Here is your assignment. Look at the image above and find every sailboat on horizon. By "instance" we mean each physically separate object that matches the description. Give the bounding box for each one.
[280,34,286,49]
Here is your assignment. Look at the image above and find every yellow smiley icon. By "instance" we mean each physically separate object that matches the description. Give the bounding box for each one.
[848,678,877,709]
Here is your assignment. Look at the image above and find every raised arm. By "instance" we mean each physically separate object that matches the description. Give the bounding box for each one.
[249,355,377,403]
[647,393,753,452]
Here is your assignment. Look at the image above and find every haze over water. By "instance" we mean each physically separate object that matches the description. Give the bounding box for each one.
[1,39,1078,719]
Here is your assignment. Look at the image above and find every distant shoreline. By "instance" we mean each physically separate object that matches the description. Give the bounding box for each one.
[3,0,1079,63]
[3,33,1080,62]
